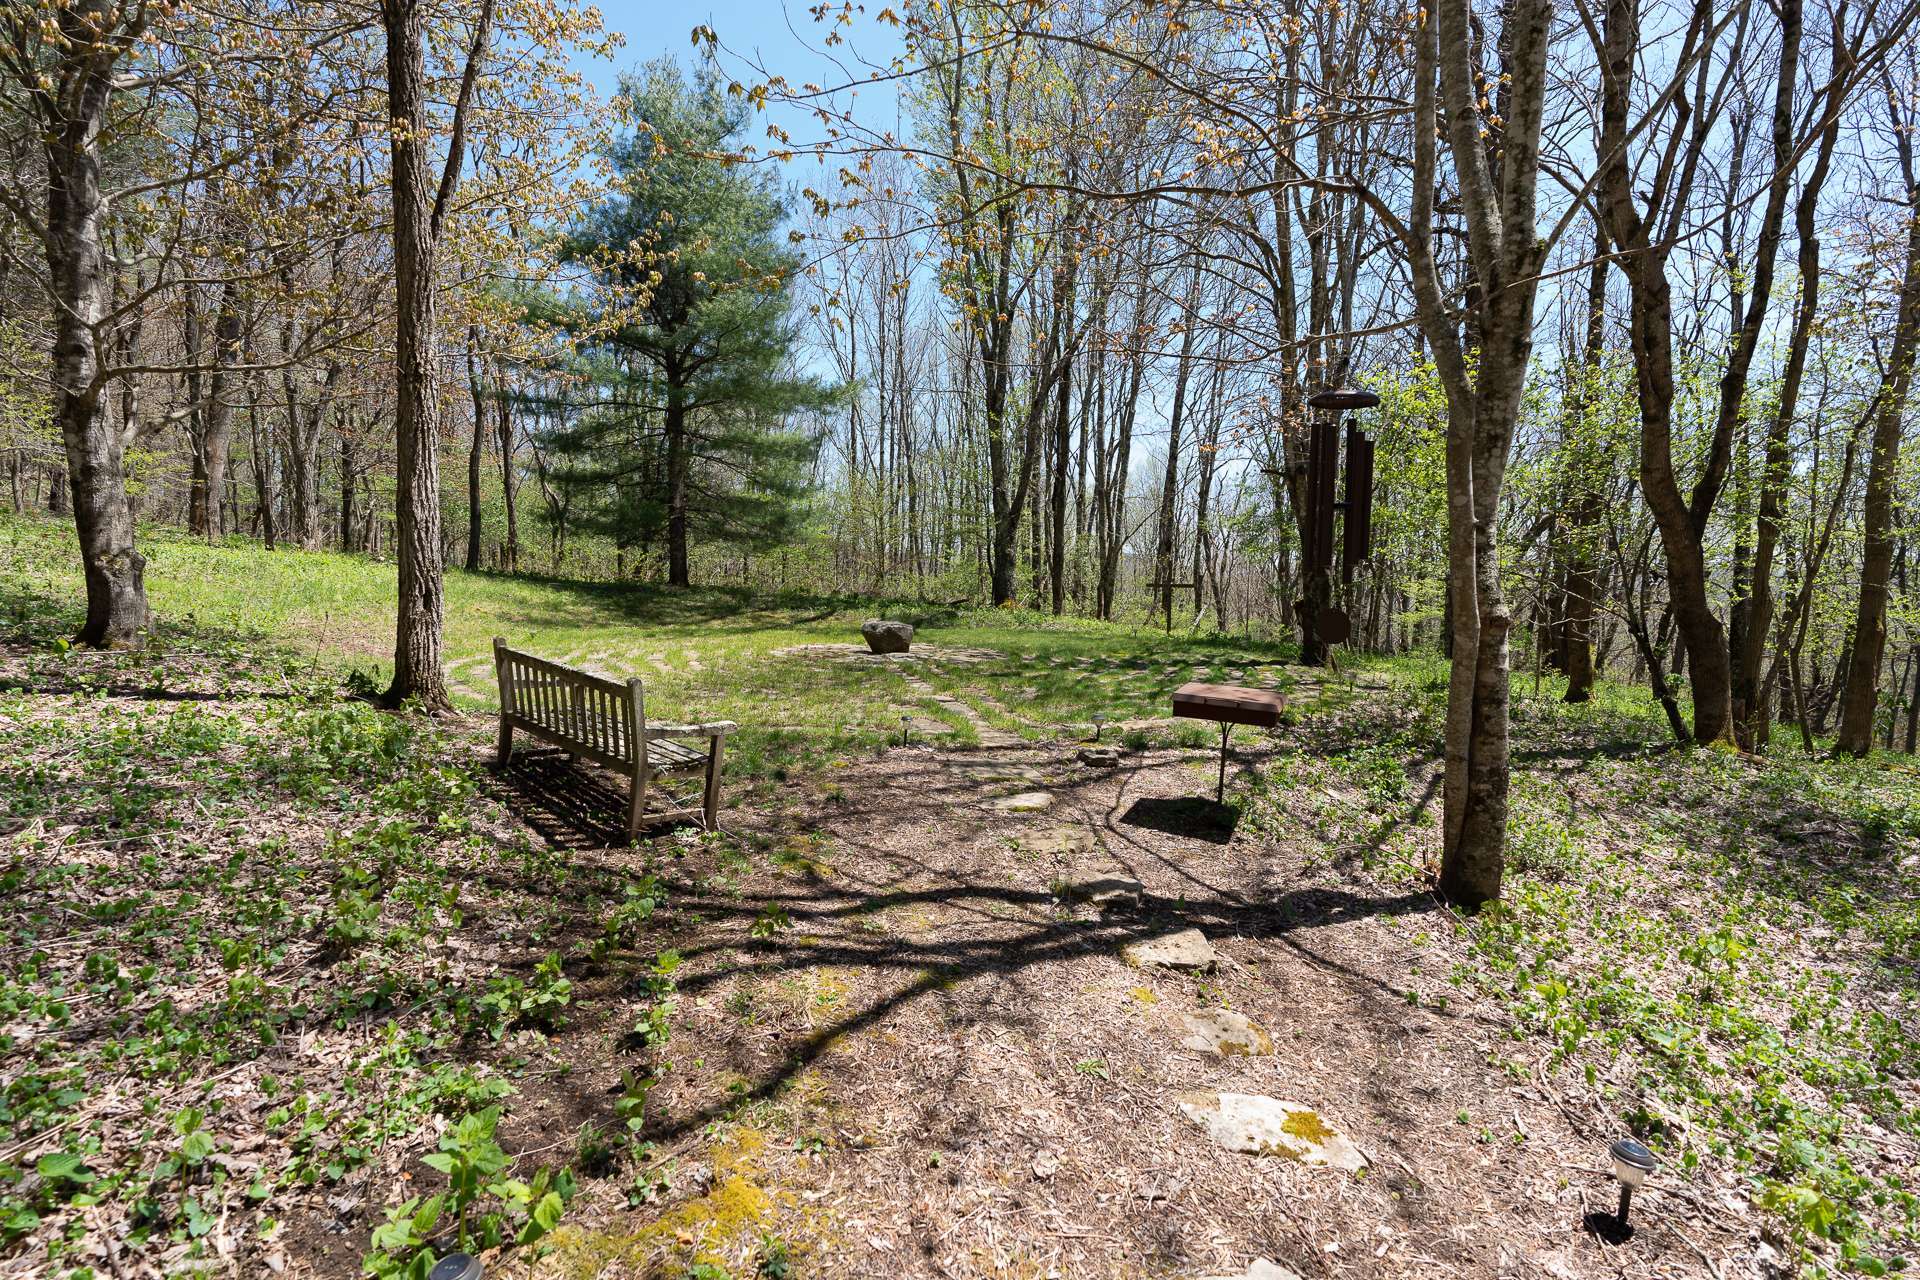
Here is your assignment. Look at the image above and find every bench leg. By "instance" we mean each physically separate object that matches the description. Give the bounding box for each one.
[496,718,513,768]
[702,735,725,831]
[628,766,648,838]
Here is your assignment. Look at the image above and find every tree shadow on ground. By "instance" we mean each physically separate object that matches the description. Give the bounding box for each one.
[613,868,1438,1149]
[482,749,1439,1159]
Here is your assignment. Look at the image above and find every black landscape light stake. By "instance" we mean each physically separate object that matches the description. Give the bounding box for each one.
[1092,711,1108,742]
[1608,1138,1659,1234]
[900,713,912,747]
[430,1254,482,1280]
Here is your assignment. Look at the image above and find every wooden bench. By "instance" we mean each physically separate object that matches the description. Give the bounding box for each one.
[1172,682,1287,802]
[493,639,735,835]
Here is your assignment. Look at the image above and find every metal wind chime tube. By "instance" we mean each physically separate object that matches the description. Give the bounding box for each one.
[1341,418,1376,586]
[1296,385,1380,649]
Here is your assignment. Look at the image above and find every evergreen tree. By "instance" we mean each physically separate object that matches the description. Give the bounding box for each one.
[537,58,833,586]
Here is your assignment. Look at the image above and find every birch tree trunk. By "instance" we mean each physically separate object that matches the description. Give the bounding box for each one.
[1396,0,1552,908]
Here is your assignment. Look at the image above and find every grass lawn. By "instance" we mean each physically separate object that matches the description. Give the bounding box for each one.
[0,515,1305,769]
[1,514,1916,1279]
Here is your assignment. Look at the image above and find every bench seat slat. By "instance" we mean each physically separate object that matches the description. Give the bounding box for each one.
[647,738,705,768]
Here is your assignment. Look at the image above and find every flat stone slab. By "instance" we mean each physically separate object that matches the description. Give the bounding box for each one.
[1052,874,1144,909]
[955,763,1046,786]
[771,643,1002,665]
[1014,827,1095,857]
[1175,1008,1272,1056]
[990,791,1053,814]
[1195,1262,1304,1280]
[1175,1092,1365,1170]
[1078,746,1122,767]
[1122,928,1216,971]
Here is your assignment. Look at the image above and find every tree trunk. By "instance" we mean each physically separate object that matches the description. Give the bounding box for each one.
[339,429,358,552]
[1153,282,1201,627]
[1561,236,1609,703]
[497,390,519,572]
[465,331,487,573]
[379,0,490,710]
[246,371,278,550]
[1413,0,1553,909]
[1836,188,1920,753]
[190,282,242,538]
[1193,360,1224,620]
[665,373,691,587]
[287,361,339,551]
[1047,295,1072,616]
[40,11,147,647]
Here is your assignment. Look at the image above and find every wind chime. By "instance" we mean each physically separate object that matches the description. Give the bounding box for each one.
[1294,385,1379,647]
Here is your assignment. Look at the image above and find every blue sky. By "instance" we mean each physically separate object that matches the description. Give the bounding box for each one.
[580,0,908,147]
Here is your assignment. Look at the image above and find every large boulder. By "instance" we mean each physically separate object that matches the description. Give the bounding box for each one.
[861,619,914,654]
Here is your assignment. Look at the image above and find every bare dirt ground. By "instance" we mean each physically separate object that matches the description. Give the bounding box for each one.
[433,735,1749,1280]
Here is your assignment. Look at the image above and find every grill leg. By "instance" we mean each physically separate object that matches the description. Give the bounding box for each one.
[703,734,725,831]
[1218,720,1229,803]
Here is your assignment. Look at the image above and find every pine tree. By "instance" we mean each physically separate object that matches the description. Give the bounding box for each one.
[537,59,833,586]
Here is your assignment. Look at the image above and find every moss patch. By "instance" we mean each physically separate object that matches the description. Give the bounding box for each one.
[1282,1109,1336,1144]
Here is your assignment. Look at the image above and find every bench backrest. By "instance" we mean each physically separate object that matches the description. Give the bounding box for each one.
[494,639,646,773]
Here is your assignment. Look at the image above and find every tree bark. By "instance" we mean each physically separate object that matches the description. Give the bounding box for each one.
[1403,0,1552,909]
[1153,272,1202,627]
[189,283,242,538]
[465,330,487,573]
[1836,185,1920,752]
[38,3,148,647]
[1560,235,1609,702]
[380,0,492,709]
[497,388,519,572]
[339,428,358,553]
[1047,257,1075,616]
[665,371,691,587]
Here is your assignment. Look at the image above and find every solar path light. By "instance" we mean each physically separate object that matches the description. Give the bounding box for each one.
[1091,711,1108,742]
[1608,1138,1658,1234]
[430,1255,482,1280]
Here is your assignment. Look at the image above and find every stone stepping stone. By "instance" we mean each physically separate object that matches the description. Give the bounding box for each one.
[1013,827,1094,857]
[1174,1008,1272,1056]
[1078,746,1121,767]
[954,762,1046,786]
[1175,1093,1365,1170]
[989,791,1053,814]
[1122,928,1216,971]
[1052,873,1143,910]
[1195,1262,1303,1280]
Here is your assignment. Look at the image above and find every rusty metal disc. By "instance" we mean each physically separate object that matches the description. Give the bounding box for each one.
[1317,606,1352,645]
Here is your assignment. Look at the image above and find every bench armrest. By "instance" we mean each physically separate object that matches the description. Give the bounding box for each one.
[647,721,738,739]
